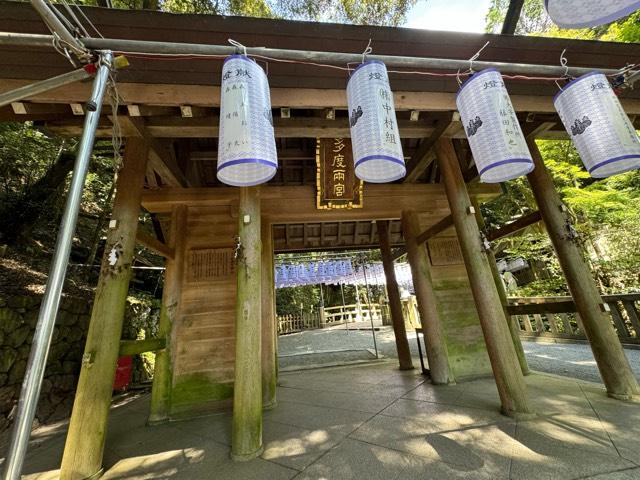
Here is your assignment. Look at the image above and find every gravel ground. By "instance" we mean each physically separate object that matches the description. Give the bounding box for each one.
[278,326,640,384]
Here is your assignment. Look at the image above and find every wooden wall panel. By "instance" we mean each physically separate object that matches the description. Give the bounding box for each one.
[418,214,492,381]
[170,205,238,417]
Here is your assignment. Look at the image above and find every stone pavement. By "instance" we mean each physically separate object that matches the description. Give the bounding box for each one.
[7,361,640,479]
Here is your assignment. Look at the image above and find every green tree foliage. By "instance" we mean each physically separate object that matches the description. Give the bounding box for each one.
[83,0,416,25]
[482,2,640,296]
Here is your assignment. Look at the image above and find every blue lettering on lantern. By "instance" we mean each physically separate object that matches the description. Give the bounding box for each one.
[466,116,483,137]
[350,106,363,127]
[571,116,592,136]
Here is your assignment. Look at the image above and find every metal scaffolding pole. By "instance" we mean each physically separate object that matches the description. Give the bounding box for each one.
[1,50,113,480]
[29,0,86,54]
[0,66,93,108]
[0,31,634,79]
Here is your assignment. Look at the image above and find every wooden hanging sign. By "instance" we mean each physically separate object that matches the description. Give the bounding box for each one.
[316,138,363,209]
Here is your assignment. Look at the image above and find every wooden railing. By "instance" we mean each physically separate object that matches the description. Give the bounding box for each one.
[507,293,640,344]
[277,303,387,335]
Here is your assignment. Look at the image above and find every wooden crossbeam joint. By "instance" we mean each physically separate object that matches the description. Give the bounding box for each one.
[404,114,455,183]
[136,230,175,259]
[486,211,542,242]
[119,337,167,356]
[117,116,189,187]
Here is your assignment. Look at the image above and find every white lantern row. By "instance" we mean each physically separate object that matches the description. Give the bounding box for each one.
[217,55,640,186]
[554,72,640,177]
[545,0,640,29]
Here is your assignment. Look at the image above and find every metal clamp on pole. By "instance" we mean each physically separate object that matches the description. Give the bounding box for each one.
[1,50,113,480]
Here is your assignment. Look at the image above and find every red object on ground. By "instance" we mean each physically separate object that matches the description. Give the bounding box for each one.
[113,356,133,391]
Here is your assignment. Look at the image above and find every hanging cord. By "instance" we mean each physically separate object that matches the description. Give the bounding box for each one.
[555,48,571,90]
[228,38,248,56]
[456,41,490,87]
[362,38,372,64]
[99,52,123,172]
[69,0,105,38]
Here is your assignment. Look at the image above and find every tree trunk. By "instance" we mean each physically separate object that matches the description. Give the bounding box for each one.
[0,151,75,244]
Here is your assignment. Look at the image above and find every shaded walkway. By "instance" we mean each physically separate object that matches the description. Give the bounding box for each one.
[7,362,640,479]
[278,327,640,384]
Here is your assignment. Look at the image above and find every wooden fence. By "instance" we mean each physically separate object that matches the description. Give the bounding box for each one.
[507,293,640,345]
[277,303,387,335]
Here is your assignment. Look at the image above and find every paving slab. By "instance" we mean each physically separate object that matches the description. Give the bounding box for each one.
[8,364,640,480]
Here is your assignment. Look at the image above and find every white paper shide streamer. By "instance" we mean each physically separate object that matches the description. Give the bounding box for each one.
[545,0,640,29]
[217,55,277,186]
[347,61,405,183]
[555,72,640,178]
[456,68,534,183]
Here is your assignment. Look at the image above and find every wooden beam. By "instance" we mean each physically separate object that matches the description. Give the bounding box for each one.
[486,211,542,242]
[404,115,455,183]
[501,0,525,34]
[377,220,414,371]
[61,138,149,479]
[392,214,454,260]
[3,79,640,113]
[47,116,435,139]
[402,210,452,384]
[526,138,640,399]
[149,205,187,424]
[119,337,166,356]
[141,184,502,222]
[118,116,189,187]
[435,137,531,415]
[232,187,263,460]
[136,229,175,259]
[416,215,454,244]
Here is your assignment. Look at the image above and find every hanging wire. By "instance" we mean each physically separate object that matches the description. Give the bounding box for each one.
[362,38,372,64]
[228,38,248,56]
[69,0,105,38]
[555,48,571,90]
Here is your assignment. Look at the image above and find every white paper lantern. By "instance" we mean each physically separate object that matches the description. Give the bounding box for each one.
[545,0,640,29]
[456,68,534,183]
[346,61,405,183]
[217,55,277,186]
[554,72,640,178]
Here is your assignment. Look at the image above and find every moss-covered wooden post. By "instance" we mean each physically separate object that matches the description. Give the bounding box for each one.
[527,139,640,399]
[149,204,187,424]
[60,138,149,479]
[402,210,452,384]
[261,220,277,409]
[435,138,531,416]
[377,220,414,370]
[471,198,530,376]
[232,187,263,460]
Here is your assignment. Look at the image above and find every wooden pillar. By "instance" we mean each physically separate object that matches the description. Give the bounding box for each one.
[401,210,452,384]
[232,187,263,460]
[261,221,277,409]
[435,138,531,415]
[527,139,640,399]
[60,138,149,479]
[471,198,530,376]
[148,204,187,424]
[377,220,414,370]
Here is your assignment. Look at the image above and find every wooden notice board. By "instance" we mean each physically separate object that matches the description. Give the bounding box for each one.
[427,238,464,266]
[316,138,363,209]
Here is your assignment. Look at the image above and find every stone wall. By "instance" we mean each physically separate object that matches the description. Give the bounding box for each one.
[0,294,91,433]
[0,293,161,433]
